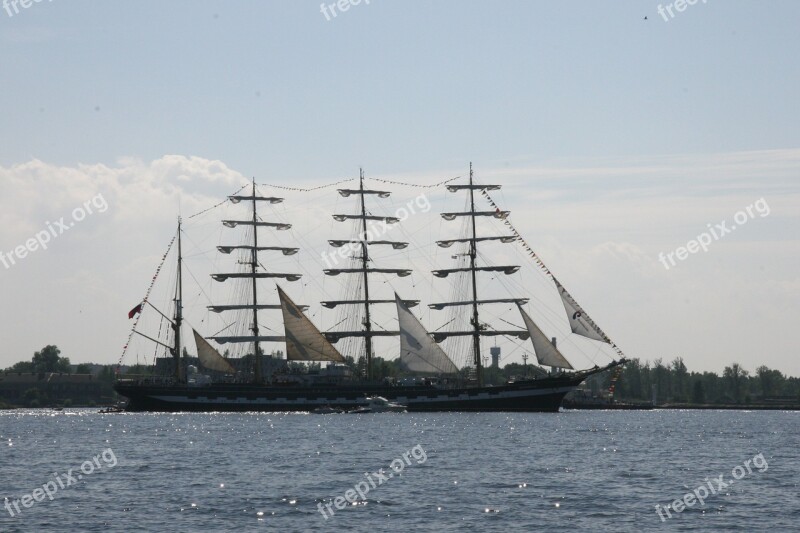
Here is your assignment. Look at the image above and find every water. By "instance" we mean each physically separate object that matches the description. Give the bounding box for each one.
[0,409,797,532]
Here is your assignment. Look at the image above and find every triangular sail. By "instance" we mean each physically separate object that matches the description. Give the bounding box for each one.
[192,329,236,374]
[278,286,346,362]
[554,280,608,343]
[517,305,574,370]
[396,293,458,374]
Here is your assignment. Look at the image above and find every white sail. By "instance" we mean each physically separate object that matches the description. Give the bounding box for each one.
[192,329,237,374]
[395,293,458,374]
[517,305,574,370]
[278,286,346,362]
[554,280,608,343]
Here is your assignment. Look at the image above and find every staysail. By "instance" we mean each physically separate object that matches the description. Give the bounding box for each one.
[554,280,608,343]
[517,305,574,370]
[192,329,237,374]
[277,286,346,362]
[396,293,458,374]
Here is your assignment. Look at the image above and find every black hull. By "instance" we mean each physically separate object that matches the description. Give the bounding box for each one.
[114,363,622,413]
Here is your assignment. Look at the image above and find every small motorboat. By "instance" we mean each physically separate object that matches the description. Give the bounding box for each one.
[349,396,407,414]
[99,403,126,414]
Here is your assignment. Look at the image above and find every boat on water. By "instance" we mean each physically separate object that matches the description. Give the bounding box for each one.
[348,396,407,414]
[114,166,626,412]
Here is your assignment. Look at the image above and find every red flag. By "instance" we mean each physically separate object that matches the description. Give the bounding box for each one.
[128,303,143,319]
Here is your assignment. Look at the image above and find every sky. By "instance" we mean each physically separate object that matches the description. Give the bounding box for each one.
[0,1,798,376]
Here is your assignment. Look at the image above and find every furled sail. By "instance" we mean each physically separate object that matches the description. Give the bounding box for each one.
[396,293,458,374]
[554,280,608,343]
[517,305,574,370]
[338,188,391,198]
[192,329,236,374]
[432,265,519,278]
[440,210,509,221]
[277,286,346,362]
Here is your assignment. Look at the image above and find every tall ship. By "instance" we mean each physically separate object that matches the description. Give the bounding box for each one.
[114,167,626,412]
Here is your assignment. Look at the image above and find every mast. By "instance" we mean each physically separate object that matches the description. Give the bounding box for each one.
[358,170,374,380]
[209,180,302,382]
[430,163,529,385]
[323,169,416,381]
[467,164,482,384]
[250,178,262,382]
[174,218,183,382]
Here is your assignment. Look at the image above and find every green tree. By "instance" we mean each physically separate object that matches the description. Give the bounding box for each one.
[699,371,722,403]
[32,345,71,374]
[125,364,154,376]
[371,357,402,381]
[756,365,784,398]
[671,357,688,401]
[23,388,45,407]
[692,380,706,404]
[6,360,34,373]
[482,365,505,385]
[98,365,116,383]
[723,363,749,404]
[4,346,71,374]
[619,358,643,400]
[652,358,671,403]
[75,364,92,374]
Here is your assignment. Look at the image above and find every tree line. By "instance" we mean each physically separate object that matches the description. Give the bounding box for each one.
[4,345,72,374]
[590,357,800,405]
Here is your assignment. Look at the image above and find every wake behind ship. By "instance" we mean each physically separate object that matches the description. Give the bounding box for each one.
[114,167,626,412]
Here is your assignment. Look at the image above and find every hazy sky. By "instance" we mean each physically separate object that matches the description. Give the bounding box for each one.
[1,1,798,375]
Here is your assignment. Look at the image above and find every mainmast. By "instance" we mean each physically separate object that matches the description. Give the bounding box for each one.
[209,179,302,383]
[323,169,416,381]
[249,178,262,381]
[467,164,482,383]
[430,163,529,385]
[358,170,374,379]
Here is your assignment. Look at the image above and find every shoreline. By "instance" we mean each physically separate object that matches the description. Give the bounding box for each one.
[564,403,800,411]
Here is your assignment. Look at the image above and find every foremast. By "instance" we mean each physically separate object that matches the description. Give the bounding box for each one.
[431,164,528,385]
[209,178,302,383]
[173,217,184,382]
[322,170,415,381]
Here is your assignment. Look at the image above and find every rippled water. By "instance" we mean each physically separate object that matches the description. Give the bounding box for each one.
[0,409,798,532]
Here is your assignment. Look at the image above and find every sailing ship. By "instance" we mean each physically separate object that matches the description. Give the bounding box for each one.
[114,167,626,412]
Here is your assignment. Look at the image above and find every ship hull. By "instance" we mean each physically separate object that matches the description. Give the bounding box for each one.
[114,373,594,413]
